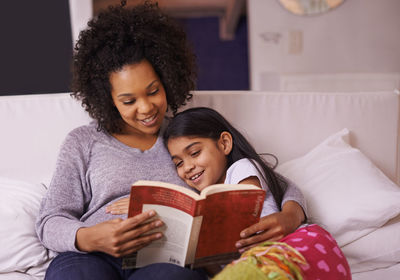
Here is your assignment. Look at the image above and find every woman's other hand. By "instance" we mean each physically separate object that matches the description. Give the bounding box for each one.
[106,197,129,215]
[76,210,163,257]
[235,200,305,253]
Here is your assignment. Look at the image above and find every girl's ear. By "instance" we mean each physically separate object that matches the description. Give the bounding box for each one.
[218,131,233,155]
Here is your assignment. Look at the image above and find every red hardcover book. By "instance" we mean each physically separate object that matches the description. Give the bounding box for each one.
[126,180,265,268]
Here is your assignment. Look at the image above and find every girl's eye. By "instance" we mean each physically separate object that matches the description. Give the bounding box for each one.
[191,150,200,157]
[148,89,159,96]
[175,161,183,168]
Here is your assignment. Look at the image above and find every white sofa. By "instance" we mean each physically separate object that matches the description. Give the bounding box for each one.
[1,91,400,279]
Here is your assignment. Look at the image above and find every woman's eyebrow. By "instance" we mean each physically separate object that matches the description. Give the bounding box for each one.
[117,93,134,98]
[116,80,159,98]
[146,80,159,89]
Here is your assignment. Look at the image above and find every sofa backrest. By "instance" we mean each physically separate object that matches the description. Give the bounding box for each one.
[187,91,400,184]
[0,93,91,184]
[0,91,399,185]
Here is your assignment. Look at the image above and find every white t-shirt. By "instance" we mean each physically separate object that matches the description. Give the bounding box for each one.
[224,158,306,217]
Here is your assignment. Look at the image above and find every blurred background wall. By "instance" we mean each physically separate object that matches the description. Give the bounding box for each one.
[0,0,249,95]
[0,0,73,95]
[0,0,399,96]
[248,0,400,91]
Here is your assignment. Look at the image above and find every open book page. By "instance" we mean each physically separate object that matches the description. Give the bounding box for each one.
[135,204,197,267]
[185,215,204,264]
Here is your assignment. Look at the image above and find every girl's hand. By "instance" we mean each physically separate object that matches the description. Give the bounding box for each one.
[235,201,305,253]
[106,197,130,215]
[76,210,163,257]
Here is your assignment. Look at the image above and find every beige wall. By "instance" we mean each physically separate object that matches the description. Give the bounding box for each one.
[248,0,400,90]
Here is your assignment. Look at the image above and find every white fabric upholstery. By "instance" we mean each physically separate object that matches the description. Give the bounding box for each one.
[0,91,399,279]
[0,94,91,184]
[1,91,398,185]
[341,214,400,273]
[187,91,400,184]
[0,178,54,275]
[275,129,400,247]
[352,262,400,280]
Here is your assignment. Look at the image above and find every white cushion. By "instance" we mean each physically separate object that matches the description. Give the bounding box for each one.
[341,214,400,273]
[0,177,54,276]
[276,128,400,247]
[0,93,91,184]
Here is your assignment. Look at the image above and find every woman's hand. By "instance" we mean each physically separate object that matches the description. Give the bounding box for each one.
[235,201,305,253]
[106,197,129,215]
[76,210,163,257]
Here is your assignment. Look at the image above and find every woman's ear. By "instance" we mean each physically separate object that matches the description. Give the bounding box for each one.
[218,131,233,155]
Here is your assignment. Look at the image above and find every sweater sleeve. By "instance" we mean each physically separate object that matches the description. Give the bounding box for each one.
[35,127,92,253]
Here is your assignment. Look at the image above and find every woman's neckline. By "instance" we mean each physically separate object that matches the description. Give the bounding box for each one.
[107,130,161,154]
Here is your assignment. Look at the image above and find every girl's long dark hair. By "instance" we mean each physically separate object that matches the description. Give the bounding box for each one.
[163,107,287,210]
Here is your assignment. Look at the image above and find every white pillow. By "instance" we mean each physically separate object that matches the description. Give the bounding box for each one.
[276,128,400,247]
[0,177,54,276]
[341,214,400,273]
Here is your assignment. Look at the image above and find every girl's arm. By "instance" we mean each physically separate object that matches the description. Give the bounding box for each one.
[234,176,305,253]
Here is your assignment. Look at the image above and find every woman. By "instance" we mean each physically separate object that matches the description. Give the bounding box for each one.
[36,2,305,279]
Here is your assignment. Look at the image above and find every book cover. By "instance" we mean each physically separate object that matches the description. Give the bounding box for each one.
[127,180,265,268]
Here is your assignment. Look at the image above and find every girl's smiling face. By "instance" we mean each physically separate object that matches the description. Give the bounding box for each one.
[167,132,233,191]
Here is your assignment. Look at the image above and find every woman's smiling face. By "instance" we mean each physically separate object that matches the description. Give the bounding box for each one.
[110,59,167,136]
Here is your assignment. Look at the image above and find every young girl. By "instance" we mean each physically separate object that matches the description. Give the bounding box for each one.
[163,107,351,280]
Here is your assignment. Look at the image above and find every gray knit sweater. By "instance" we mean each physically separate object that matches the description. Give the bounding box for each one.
[36,121,306,253]
[35,121,186,253]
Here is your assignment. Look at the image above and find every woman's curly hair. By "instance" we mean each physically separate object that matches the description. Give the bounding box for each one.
[71,1,197,133]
